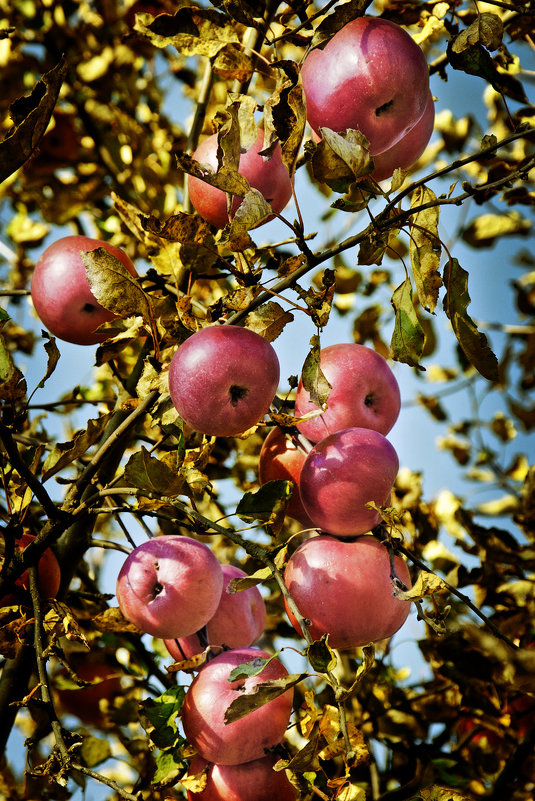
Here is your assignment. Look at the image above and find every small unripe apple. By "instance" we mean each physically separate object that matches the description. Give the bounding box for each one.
[188,128,293,229]
[258,427,314,527]
[168,325,280,437]
[116,536,224,639]
[186,753,297,801]
[301,16,429,155]
[0,533,61,607]
[294,343,401,443]
[164,564,266,661]
[31,235,137,346]
[299,427,399,537]
[284,534,411,648]
[181,648,294,765]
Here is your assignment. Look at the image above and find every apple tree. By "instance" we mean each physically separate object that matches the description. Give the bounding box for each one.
[0,1,534,800]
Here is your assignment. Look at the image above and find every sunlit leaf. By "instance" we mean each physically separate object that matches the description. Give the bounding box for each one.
[80,736,111,768]
[451,13,503,53]
[134,7,240,57]
[224,673,306,723]
[82,247,153,327]
[462,212,532,248]
[301,334,332,409]
[228,565,272,592]
[409,187,442,312]
[391,278,426,369]
[311,128,372,193]
[306,636,337,673]
[394,571,449,602]
[124,446,184,497]
[245,302,294,342]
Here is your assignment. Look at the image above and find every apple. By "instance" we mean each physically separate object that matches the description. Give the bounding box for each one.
[0,533,61,607]
[186,753,297,801]
[370,89,435,182]
[299,427,399,537]
[116,536,224,639]
[168,325,280,437]
[181,647,294,765]
[31,235,137,345]
[284,534,412,649]
[164,564,266,661]
[294,343,401,443]
[55,651,123,727]
[258,427,314,527]
[301,16,429,155]
[187,128,293,229]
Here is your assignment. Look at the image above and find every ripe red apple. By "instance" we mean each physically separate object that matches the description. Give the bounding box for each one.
[258,427,314,527]
[164,564,266,661]
[301,16,429,155]
[0,533,61,607]
[186,753,297,801]
[181,648,294,765]
[116,536,224,639]
[55,652,123,727]
[299,427,399,537]
[370,89,435,182]
[284,535,411,649]
[188,128,293,229]
[31,235,137,345]
[168,325,280,437]
[294,343,401,443]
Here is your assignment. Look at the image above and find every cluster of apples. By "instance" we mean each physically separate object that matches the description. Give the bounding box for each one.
[116,535,297,800]
[188,15,433,229]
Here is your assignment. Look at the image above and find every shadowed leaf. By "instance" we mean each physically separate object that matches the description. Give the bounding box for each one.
[224,673,306,723]
[451,13,503,53]
[245,302,294,342]
[236,479,292,524]
[391,278,426,369]
[311,0,372,49]
[311,128,373,193]
[42,413,114,481]
[264,60,306,175]
[124,446,184,496]
[301,334,332,409]
[82,248,152,326]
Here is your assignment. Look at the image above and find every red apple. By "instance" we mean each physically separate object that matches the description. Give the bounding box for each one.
[301,16,429,155]
[294,343,401,443]
[258,427,314,527]
[116,536,224,639]
[370,89,435,182]
[181,648,294,765]
[164,564,266,661]
[299,427,399,537]
[0,533,61,607]
[188,128,293,229]
[31,235,137,345]
[284,534,411,649]
[55,652,123,727]
[168,325,280,437]
[186,753,297,801]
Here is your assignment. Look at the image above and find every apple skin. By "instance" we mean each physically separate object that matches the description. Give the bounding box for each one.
[55,652,123,727]
[299,427,399,537]
[258,427,314,527]
[0,533,61,607]
[168,326,280,437]
[284,535,411,649]
[186,754,297,801]
[294,343,401,443]
[164,564,266,661]
[301,16,429,156]
[116,535,224,639]
[31,235,137,346]
[188,128,293,229]
[181,647,294,766]
[370,89,435,182]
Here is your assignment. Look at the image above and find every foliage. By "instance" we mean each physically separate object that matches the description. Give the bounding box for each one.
[0,1,534,800]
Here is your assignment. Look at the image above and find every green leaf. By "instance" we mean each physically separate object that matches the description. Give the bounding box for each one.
[224,673,306,723]
[139,686,185,750]
[80,735,111,768]
[443,258,499,381]
[306,636,337,673]
[228,565,272,592]
[124,446,184,497]
[152,748,187,789]
[41,413,114,481]
[409,187,442,312]
[245,302,294,343]
[236,480,292,524]
[311,128,372,193]
[301,334,332,409]
[228,654,274,682]
[391,278,426,369]
[82,247,153,328]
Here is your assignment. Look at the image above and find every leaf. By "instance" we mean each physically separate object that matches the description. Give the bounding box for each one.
[391,278,426,369]
[224,673,306,723]
[263,60,307,175]
[301,335,332,409]
[124,446,184,497]
[37,333,60,390]
[140,686,185,749]
[80,736,111,768]
[311,0,372,49]
[228,654,274,682]
[311,128,373,193]
[420,786,475,801]
[245,302,294,342]
[42,413,114,481]
[447,38,527,103]
[0,331,26,403]
[306,636,337,673]
[443,259,499,381]
[394,571,449,602]
[134,7,240,57]
[462,212,532,248]
[0,58,65,183]
[296,271,336,329]
[228,565,272,592]
[236,480,292,524]
[358,229,389,266]
[142,211,213,244]
[409,187,442,312]
[152,748,187,789]
[82,247,153,328]
[92,606,143,634]
[451,13,503,53]
[226,188,273,236]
